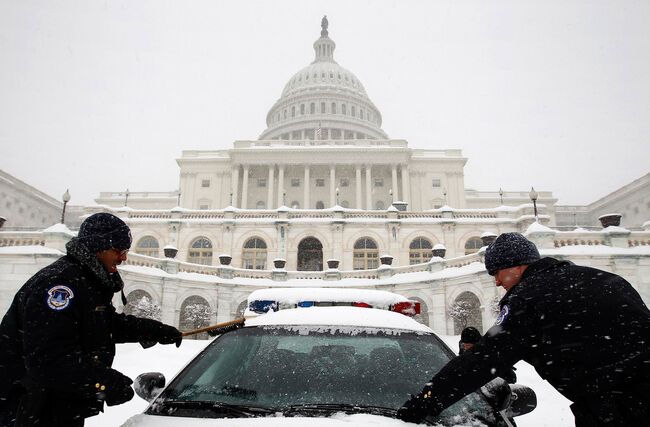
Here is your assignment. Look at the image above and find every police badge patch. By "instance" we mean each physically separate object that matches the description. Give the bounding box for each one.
[496,304,510,325]
[46,285,75,310]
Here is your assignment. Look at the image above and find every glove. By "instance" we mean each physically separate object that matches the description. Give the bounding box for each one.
[396,386,443,424]
[156,324,183,347]
[98,370,134,407]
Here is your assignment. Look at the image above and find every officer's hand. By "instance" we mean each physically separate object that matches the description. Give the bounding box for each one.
[99,371,134,407]
[156,324,183,347]
[396,387,443,424]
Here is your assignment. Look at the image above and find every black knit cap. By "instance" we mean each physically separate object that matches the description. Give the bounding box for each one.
[77,213,132,253]
[484,232,540,275]
[460,327,481,344]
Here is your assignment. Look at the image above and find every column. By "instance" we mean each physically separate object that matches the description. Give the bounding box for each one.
[303,166,310,209]
[241,165,249,209]
[365,165,372,210]
[391,164,399,201]
[230,165,239,207]
[401,164,410,206]
[277,165,285,206]
[267,166,274,209]
[355,165,362,209]
[329,165,336,206]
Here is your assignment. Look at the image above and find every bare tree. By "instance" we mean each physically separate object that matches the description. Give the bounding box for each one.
[448,299,474,331]
[126,295,161,321]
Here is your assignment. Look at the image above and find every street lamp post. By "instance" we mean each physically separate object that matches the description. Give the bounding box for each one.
[498,188,504,205]
[61,189,71,224]
[124,189,130,207]
[177,191,181,206]
[529,187,538,220]
[335,187,340,205]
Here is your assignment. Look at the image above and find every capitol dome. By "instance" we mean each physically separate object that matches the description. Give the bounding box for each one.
[259,17,388,141]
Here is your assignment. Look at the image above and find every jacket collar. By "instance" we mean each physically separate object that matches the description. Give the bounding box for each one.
[65,237,125,294]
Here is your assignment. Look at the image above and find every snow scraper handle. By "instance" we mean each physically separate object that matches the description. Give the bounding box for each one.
[139,318,246,348]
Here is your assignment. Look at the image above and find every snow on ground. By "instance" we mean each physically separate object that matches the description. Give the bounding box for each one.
[87,337,573,427]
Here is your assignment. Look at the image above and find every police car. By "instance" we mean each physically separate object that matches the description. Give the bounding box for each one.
[124,289,536,426]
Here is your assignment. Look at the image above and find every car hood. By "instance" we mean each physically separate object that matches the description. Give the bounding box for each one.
[121,413,418,426]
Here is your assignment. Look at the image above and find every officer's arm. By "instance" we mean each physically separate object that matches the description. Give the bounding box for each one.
[403,295,535,419]
[22,282,126,396]
[110,308,181,345]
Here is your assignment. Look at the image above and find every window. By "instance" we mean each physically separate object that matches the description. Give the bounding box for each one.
[135,236,160,258]
[339,177,349,187]
[300,104,305,115]
[242,237,267,270]
[409,237,433,265]
[331,102,337,114]
[341,200,350,208]
[316,178,325,187]
[291,178,301,187]
[310,103,315,114]
[351,106,356,117]
[258,179,267,188]
[188,237,213,265]
[374,178,384,187]
[464,237,484,255]
[375,201,385,210]
[199,204,209,210]
[321,102,326,113]
[284,109,287,119]
[353,238,379,270]
[316,201,325,209]
[432,179,441,188]
[342,104,347,115]
[292,106,296,117]
[201,179,210,188]
[291,201,300,209]
[256,201,265,209]
[360,109,364,120]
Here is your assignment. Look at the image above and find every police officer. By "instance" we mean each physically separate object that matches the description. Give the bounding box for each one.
[0,213,183,426]
[397,232,650,426]
[459,326,516,384]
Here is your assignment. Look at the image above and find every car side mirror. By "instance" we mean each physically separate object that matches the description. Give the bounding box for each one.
[506,384,537,417]
[134,372,166,402]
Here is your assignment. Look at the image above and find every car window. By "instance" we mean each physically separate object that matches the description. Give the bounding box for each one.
[153,326,496,425]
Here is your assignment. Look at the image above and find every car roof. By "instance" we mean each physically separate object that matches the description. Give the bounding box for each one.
[244,306,433,333]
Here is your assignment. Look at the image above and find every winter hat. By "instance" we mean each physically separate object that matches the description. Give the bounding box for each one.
[484,232,540,275]
[460,327,481,344]
[77,213,132,253]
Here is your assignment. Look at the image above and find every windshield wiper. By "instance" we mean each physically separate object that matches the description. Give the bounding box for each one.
[283,403,397,418]
[152,399,276,418]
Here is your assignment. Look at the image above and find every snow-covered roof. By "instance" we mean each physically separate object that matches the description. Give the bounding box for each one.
[246,288,409,307]
[245,306,432,333]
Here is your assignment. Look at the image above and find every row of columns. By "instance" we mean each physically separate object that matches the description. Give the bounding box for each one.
[231,164,411,210]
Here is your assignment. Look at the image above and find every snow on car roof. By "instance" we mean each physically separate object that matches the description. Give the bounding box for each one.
[245,306,432,333]
[246,287,410,308]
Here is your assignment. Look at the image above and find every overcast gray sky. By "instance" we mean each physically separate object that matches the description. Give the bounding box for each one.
[1,0,648,206]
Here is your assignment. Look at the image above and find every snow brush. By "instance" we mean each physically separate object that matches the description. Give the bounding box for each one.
[140,318,245,348]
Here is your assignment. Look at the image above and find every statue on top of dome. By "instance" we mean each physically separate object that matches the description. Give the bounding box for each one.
[321,15,328,37]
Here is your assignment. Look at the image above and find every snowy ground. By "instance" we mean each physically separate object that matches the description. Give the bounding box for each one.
[86,336,573,427]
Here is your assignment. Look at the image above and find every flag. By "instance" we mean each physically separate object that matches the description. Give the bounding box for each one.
[315,122,322,140]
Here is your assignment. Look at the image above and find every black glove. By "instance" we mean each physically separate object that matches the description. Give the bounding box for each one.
[98,370,134,407]
[396,386,443,424]
[156,324,183,347]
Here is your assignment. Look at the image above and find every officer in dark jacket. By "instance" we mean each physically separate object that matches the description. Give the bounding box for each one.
[459,326,516,384]
[398,232,650,426]
[0,213,183,427]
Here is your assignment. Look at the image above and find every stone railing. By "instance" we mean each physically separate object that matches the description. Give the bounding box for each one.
[0,232,46,247]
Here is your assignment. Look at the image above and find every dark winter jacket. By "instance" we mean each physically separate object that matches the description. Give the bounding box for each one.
[404,257,650,425]
[0,238,174,426]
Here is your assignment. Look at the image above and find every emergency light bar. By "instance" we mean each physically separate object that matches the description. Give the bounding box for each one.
[249,299,420,316]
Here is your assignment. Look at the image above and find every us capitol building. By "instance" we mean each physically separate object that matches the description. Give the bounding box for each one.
[2,18,649,336]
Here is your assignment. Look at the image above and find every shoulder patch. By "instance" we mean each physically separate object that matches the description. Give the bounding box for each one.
[46,285,75,311]
[495,304,510,325]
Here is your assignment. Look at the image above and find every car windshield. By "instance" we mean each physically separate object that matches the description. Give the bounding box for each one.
[150,325,496,425]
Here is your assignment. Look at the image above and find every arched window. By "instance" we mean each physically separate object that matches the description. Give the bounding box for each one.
[179,296,212,340]
[135,236,159,257]
[449,292,483,334]
[256,200,265,209]
[242,237,267,270]
[409,296,429,326]
[236,300,248,317]
[341,200,350,208]
[291,106,295,117]
[353,237,379,270]
[341,104,347,115]
[188,237,213,265]
[331,102,337,114]
[464,237,484,255]
[283,109,287,119]
[124,290,160,320]
[360,109,364,120]
[291,200,300,209]
[300,104,305,115]
[316,201,325,209]
[409,237,433,265]
[351,105,356,117]
[375,200,385,210]
[310,103,315,114]
[321,102,326,113]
